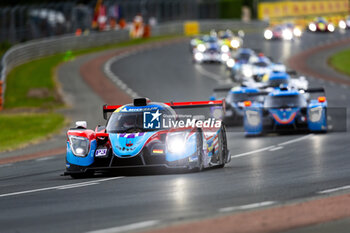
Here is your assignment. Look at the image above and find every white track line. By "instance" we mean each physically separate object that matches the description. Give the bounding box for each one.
[269,146,283,152]
[318,185,350,194]
[218,201,276,213]
[231,134,313,159]
[231,146,276,159]
[86,220,160,233]
[104,55,139,99]
[0,177,123,198]
[277,134,314,146]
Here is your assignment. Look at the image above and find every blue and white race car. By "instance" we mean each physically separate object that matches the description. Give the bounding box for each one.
[211,86,262,125]
[226,48,255,77]
[243,87,327,136]
[65,98,230,178]
[193,35,231,63]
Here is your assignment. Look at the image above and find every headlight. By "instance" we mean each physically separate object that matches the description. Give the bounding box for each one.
[246,110,260,126]
[327,24,335,32]
[293,28,302,37]
[242,68,253,77]
[309,106,323,122]
[309,23,316,32]
[194,52,203,61]
[339,20,346,29]
[221,53,229,61]
[264,30,273,40]
[226,58,235,68]
[68,135,90,157]
[197,44,206,52]
[282,29,293,40]
[221,45,229,53]
[166,132,188,154]
[212,108,223,119]
[230,39,240,48]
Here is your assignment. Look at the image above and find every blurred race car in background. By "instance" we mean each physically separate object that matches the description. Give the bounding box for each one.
[189,36,204,53]
[236,53,286,82]
[193,35,231,63]
[226,48,255,76]
[264,23,302,41]
[211,86,262,125]
[218,29,244,50]
[338,16,350,30]
[308,17,335,32]
[243,87,327,136]
[65,98,230,178]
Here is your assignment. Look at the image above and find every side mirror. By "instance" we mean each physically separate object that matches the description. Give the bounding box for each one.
[75,121,87,129]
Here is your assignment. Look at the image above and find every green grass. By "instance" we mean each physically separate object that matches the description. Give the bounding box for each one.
[0,34,182,152]
[0,113,65,152]
[329,49,350,77]
[4,35,181,109]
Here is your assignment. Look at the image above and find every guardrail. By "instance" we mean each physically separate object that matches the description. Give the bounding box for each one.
[0,19,267,110]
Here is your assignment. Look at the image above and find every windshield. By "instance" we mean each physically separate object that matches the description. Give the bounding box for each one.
[227,92,259,103]
[236,53,251,61]
[106,109,175,133]
[264,95,307,108]
[267,78,289,87]
[203,36,217,43]
[253,61,269,67]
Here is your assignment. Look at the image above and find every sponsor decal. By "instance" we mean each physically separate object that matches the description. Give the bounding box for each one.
[95,149,107,157]
[143,110,221,129]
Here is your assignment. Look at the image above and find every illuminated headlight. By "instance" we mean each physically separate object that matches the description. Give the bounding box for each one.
[166,132,188,154]
[246,110,260,126]
[197,44,206,52]
[212,108,223,119]
[226,58,235,68]
[264,30,273,40]
[309,23,316,32]
[242,67,253,77]
[293,28,302,37]
[68,135,90,157]
[221,53,229,61]
[221,45,229,53]
[327,24,335,32]
[194,52,204,61]
[230,39,240,48]
[282,29,293,40]
[309,106,323,122]
[339,20,346,29]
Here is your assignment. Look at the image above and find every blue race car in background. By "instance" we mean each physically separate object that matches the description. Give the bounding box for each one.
[65,98,230,178]
[243,87,327,136]
[193,35,231,63]
[226,48,255,78]
[211,86,262,125]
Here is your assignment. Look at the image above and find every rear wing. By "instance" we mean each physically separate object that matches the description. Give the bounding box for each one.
[103,104,122,120]
[102,100,226,120]
[303,87,325,94]
[165,100,225,109]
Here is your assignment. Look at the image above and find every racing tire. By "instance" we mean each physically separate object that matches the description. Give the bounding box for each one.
[217,124,228,168]
[191,130,204,172]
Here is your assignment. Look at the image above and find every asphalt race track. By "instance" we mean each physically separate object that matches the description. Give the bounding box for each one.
[1,30,350,233]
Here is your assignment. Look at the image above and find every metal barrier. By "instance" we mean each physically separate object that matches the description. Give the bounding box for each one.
[0,20,267,110]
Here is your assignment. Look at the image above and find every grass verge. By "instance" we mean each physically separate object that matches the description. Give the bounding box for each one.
[328,49,350,76]
[0,113,65,152]
[1,34,182,152]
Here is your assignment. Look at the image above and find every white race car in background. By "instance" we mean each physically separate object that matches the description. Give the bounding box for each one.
[193,35,231,63]
[236,54,286,82]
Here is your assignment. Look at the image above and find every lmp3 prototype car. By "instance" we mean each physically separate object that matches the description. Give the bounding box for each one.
[193,35,231,63]
[211,86,262,125]
[308,17,335,32]
[243,87,327,136]
[65,98,230,178]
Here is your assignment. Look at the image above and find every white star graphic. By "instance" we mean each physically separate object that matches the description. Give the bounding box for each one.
[150,110,162,122]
